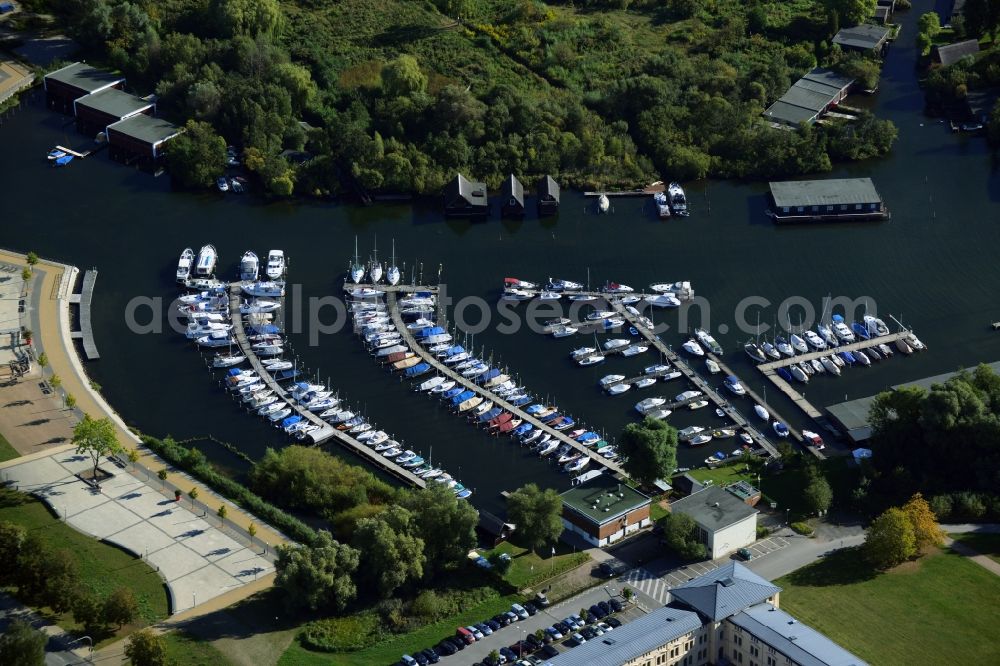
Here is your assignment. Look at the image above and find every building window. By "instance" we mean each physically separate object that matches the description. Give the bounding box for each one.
[811,205,819,212]
[782,207,789,213]
[826,205,833,211]
[797,206,804,212]
[839,204,847,210]
[855,204,862,210]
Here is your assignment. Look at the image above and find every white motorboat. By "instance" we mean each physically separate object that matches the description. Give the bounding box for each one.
[773,422,789,437]
[268,408,292,422]
[241,299,281,314]
[176,248,195,283]
[634,377,657,389]
[635,397,667,414]
[538,291,562,300]
[551,325,578,338]
[833,321,856,343]
[800,360,814,376]
[577,354,605,367]
[694,328,723,354]
[724,375,746,396]
[854,350,871,366]
[644,364,670,375]
[678,425,705,440]
[645,294,681,308]
[258,402,284,416]
[878,343,894,357]
[675,389,702,402]
[745,342,767,363]
[186,322,232,339]
[502,288,534,301]
[864,315,890,337]
[212,354,245,368]
[600,374,626,388]
[602,282,634,294]
[821,356,840,375]
[240,251,259,282]
[602,339,629,351]
[804,330,827,350]
[682,339,704,356]
[565,457,590,473]
[386,240,401,286]
[647,408,672,420]
[896,338,913,354]
[689,400,709,410]
[761,340,781,360]
[418,376,446,392]
[598,194,610,213]
[586,310,615,321]
[907,333,926,351]
[265,250,284,280]
[196,333,235,347]
[791,365,809,383]
[654,191,671,218]
[705,358,721,374]
[242,281,285,298]
[789,333,809,354]
[608,383,631,395]
[689,434,712,446]
[571,346,597,360]
[739,431,753,445]
[754,404,769,421]
[538,440,560,456]
[621,345,648,357]
[547,278,584,291]
[194,244,217,276]
[817,324,839,348]
[810,358,824,373]
[667,182,688,216]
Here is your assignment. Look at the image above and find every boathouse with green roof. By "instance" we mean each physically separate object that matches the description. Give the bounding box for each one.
[768,178,888,223]
[107,114,183,168]
[559,475,651,547]
[43,61,125,114]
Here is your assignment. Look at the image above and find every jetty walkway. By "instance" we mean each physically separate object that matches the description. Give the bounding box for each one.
[68,269,99,360]
[227,284,426,488]
[607,301,782,460]
[381,290,627,477]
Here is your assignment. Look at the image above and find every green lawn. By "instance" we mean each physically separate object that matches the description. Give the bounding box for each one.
[776,547,1000,665]
[950,532,1000,565]
[0,487,169,641]
[279,593,521,666]
[0,431,20,462]
[163,631,235,666]
[487,541,590,590]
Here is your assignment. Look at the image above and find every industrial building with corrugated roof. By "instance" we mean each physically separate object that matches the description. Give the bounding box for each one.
[768,178,888,223]
[763,68,855,126]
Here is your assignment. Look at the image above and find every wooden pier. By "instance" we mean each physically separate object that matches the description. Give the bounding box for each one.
[55,145,92,158]
[383,291,627,477]
[606,301,781,459]
[756,331,912,372]
[69,269,100,360]
[583,183,666,197]
[228,284,426,488]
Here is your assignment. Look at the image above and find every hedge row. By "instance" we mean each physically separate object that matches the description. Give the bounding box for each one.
[140,435,317,545]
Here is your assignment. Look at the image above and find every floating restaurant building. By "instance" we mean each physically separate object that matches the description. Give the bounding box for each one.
[768,178,888,223]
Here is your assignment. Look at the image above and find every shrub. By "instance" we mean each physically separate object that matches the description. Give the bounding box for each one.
[928,494,954,522]
[756,526,771,539]
[410,590,441,619]
[790,522,814,536]
[956,491,986,520]
[300,611,384,652]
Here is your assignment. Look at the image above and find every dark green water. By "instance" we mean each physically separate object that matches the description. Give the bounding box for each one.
[3,1,999,513]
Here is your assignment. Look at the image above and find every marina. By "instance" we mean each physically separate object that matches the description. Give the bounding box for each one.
[349,282,630,478]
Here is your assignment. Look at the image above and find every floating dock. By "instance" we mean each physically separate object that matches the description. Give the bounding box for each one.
[583,183,666,197]
[377,288,627,477]
[228,283,426,488]
[68,269,99,360]
[607,301,781,460]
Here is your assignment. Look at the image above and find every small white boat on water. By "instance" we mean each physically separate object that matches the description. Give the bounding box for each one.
[265,250,285,280]
[635,397,667,414]
[645,364,670,375]
[689,434,712,446]
[754,404,769,421]
[386,240,401,286]
[603,338,629,351]
[600,374,626,388]
[833,321,856,343]
[667,182,689,216]
[240,251,259,282]
[621,345,648,357]
[804,330,827,350]
[578,354,605,366]
[634,377,657,389]
[761,340,781,360]
[817,324,839,348]
[195,244,217,276]
[645,294,681,308]
[571,346,597,360]
[598,194,610,213]
[675,389,702,402]
[791,365,809,383]
[212,353,245,368]
[551,325,578,338]
[654,191,671,218]
[821,356,841,375]
[907,333,927,351]
[896,338,914,354]
[789,333,809,354]
[706,358,721,374]
[176,248,195,283]
[682,339,704,356]
[865,315,890,337]
[689,400,709,410]
[608,383,631,395]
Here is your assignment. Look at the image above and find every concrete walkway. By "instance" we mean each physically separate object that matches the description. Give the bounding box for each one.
[1,447,273,614]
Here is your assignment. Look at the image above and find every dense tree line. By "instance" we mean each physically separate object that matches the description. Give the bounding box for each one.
[44,0,898,196]
[867,364,1000,510]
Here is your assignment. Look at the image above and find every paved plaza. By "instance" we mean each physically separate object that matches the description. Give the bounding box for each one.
[2,448,274,614]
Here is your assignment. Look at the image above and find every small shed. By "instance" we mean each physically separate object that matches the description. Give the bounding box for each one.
[74,88,153,135]
[106,114,182,167]
[43,62,124,114]
[500,174,525,217]
[478,510,515,547]
[832,24,891,56]
[444,173,488,217]
[536,175,560,215]
[933,39,980,67]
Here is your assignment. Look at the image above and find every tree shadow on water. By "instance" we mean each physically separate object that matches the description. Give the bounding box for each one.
[782,547,877,587]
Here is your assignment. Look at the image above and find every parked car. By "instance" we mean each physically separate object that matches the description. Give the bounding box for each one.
[435,640,456,656]
[526,633,544,649]
[511,603,529,620]
[571,632,586,645]
[500,646,518,661]
[477,622,493,636]
[467,625,484,640]
[413,651,428,666]
[569,614,585,629]
[456,626,476,644]
[562,616,581,631]
[609,598,624,613]
[401,655,418,666]
[539,644,560,658]
[596,622,612,633]
[605,617,623,629]
[737,547,753,561]
[485,619,501,631]
[422,647,440,663]
[523,601,538,616]
[588,604,607,620]
[534,591,550,607]
[526,655,543,665]
[598,601,612,616]
[598,561,616,577]
[494,613,513,627]
[580,626,597,640]
[504,611,519,624]
[545,626,563,640]
[554,621,571,635]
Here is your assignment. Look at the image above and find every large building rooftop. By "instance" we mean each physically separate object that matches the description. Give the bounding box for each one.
[541,604,702,666]
[669,484,757,533]
[670,561,780,622]
[108,114,182,145]
[833,24,890,51]
[763,67,855,125]
[44,61,123,92]
[75,87,152,119]
[731,603,869,666]
[560,475,650,526]
[769,178,882,208]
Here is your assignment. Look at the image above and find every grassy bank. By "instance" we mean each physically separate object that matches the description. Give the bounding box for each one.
[776,547,1000,664]
[0,487,169,640]
[950,532,1000,565]
[0,431,20,462]
[487,542,590,590]
[163,631,236,666]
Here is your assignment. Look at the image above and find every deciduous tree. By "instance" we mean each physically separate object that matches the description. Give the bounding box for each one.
[804,474,833,515]
[902,493,945,549]
[210,0,283,38]
[618,418,678,488]
[401,481,478,576]
[73,414,122,482]
[381,55,427,98]
[167,120,226,189]
[275,530,359,612]
[124,629,167,666]
[864,507,916,569]
[352,508,425,598]
[659,512,707,561]
[506,483,564,553]
[102,587,138,628]
[0,619,45,666]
